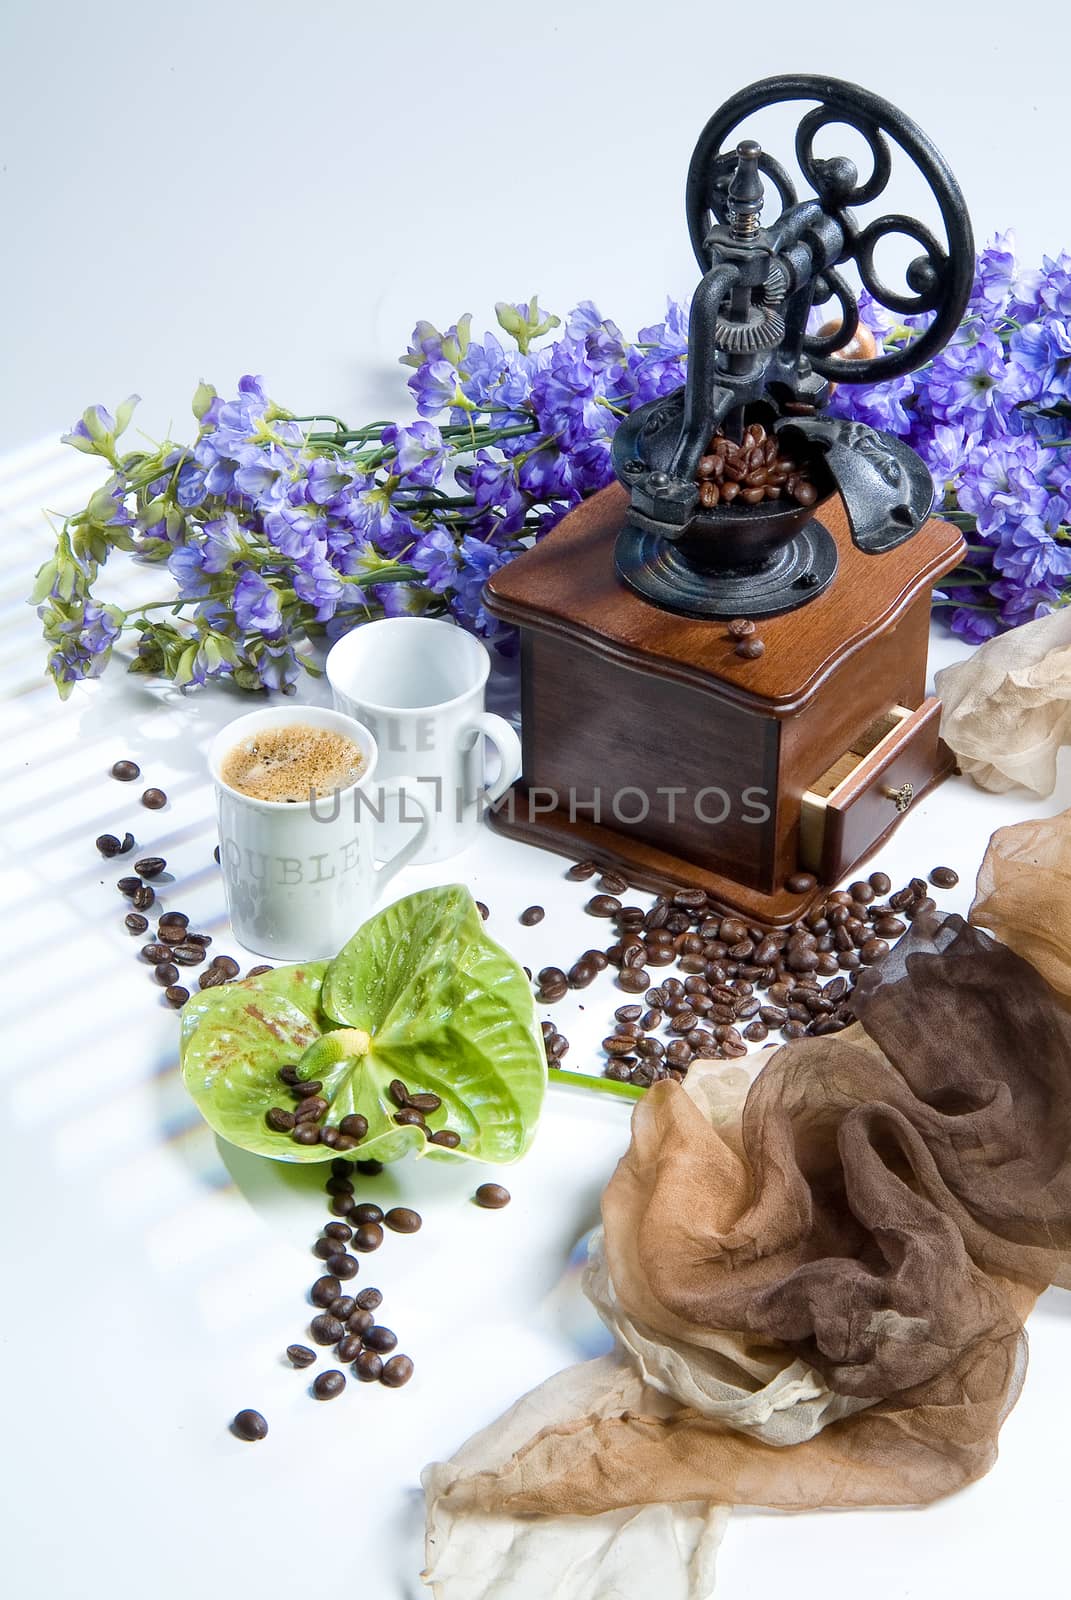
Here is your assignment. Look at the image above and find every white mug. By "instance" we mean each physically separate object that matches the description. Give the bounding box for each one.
[209,704,431,960]
[325,617,522,864]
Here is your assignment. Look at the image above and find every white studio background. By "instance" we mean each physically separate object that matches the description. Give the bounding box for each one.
[2,0,1068,451]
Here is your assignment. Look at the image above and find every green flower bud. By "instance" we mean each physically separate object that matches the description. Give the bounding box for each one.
[192,381,217,422]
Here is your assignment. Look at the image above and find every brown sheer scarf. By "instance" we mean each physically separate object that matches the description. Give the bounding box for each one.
[437,912,1071,1521]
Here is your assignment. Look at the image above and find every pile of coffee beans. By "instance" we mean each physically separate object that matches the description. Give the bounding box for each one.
[261,1070,463,1154]
[695,422,817,510]
[540,862,959,1090]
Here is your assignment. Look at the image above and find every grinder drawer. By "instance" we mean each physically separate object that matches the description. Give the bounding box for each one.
[799,698,943,884]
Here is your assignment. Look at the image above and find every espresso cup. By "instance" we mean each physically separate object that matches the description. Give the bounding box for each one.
[209,704,431,960]
[325,617,522,864]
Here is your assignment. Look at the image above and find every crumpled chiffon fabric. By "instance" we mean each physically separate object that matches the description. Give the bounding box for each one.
[423,904,1071,1597]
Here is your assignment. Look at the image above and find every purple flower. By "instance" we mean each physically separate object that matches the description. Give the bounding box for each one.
[826,372,914,435]
[968,232,1018,323]
[922,329,1010,427]
[1006,318,1071,406]
[916,422,978,496]
[958,433,1054,534]
[381,421,445,487]
[409,526,458,591]
[232,569,283,636]
[409,358,468,419]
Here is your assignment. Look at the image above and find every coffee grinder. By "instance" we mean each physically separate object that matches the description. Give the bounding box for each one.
[484,75,973,925]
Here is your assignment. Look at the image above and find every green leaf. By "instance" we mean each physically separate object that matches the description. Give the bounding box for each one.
[179,887,546,1166]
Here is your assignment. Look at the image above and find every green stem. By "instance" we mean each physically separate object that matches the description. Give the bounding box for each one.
[548,1066,644,1103]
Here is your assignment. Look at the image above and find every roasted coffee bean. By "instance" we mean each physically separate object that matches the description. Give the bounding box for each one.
[929,866,959,888]
[384,1207,422,1235]
[586,894,621,917]
[310,1313,345,1345]
[388,1078,411,1109]
[134,856,166,879]
[141,788,167,810]
[567,958,597,989]
[583,949,609,971]
[96,833,123,857]
[345,1203,378,1226]
[325,1174,354,1196]
[111,758,140,781]
[356,1159,384,1175]
[336,1333,363,1362]
[363,1324,398,1353]
[320,1128,341,1149]
[860,938,889,964]
[474,1183,511,1209]
[232,1408,268,1441]
[266,1107,296,1132]
[393,1108,426,1129]
[329,1295,357,1321]
[324,1220,354,1243]
[164,985,189,1008]
[310,1275,342,1308]
[597,870,629,895]
[346,1306,375,1336]
[615,1004,643,1023]
[868,871,892,895]
[735,637,765,660]
[158,911,189,931]
[429,1128,461,1149]
[292,1125,321,1146]
[294,1097,328,1122]
[566,860,598,880]
[407,1092,442,1114]
[212,955,241,978]
[380,1354,414,1388]
[153,961,178,986]
[475,901,490,921]
[199,966,229,990]
[170,943,207,967]
[872,915,906,938]
[117,876,142,897]
[617,967,651,994]
[782,1020,807,1039]
[287,1344,316,1368]
[785,872,817,895]
[292,1079,325,1099]
[727,617,756,639]
[355,1286,383,1312]
[124,912,149,934]
[909,896,937,919]
[312,1370,345,1400]
[156,928,184,949]
[537,965,568,990]
[352,1349,383,1382]
[352,1223,384,1253]
[329,1193,355,1217]
[131,885,154,911]
[337,1113,368,1140]
[325,1252,359,1279]
[519,905,545,926]
[314,1237,339,1260]
[742,1020,769,1042]
[605,1061,631,1082]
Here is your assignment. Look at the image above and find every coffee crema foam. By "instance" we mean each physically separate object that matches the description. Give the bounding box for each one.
[221,725,364,803]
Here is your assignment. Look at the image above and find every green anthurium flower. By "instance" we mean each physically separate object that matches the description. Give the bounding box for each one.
[180,886,547,1165]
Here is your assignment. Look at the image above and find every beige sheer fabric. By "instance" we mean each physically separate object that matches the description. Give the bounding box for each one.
[971,808,1071,1008]
[425,910,1071,1573]
[935,607,1071,794]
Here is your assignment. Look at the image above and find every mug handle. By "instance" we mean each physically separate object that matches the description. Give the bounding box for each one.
[373,776,432,892]
[469,712,523,805]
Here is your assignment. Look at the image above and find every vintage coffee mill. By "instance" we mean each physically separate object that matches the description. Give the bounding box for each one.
[485,75,973,924]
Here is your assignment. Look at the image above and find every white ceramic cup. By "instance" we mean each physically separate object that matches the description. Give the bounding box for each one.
[325,617,522,864]
[209,704,431,960]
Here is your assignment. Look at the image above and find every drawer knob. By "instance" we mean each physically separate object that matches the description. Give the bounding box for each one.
[883,781,914,814]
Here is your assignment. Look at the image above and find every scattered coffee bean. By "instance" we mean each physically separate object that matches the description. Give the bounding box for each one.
[164,985,189,1008]
[339,1114,368,1139]
[363,1324,398,1353]
[291,1125,320,1145]
[727,617,756,639]
[336,1333,363,1362]
[393,1108,426,1128]
[566,859,597,880]
[310,1313,345,1345]
[111,759,140,781]
[312,1370,345,1400]
[355,1287,383,1311]
[310,1275,342,1308]
[158,911,189,931]
[597,871,629,895]
[117,876,142,897]
[293,1078,325,1099]
[134,856,166,879]
[350,1202,382,1224]
[355,1159,384,1176]
[265,1107,295,1133]
[929,866,959,888]
[735,637,765,660]
[324,1221,353,1242]
[785,872,817,894]
[352,1223,384,1253]
[314,1236,340,1260]
[246,964,273,978]
[429,1129,461,1148]
[141,787,167,810]
[329,1296,356,1319]
[124,912,149,934]
[380,1354,414,1388]
[346,1307,375,1336]
[475,901,489,920]
[384,1207,421,1235]
[154,961,179,986]
[519,905,545,926]
[287,1344,316,1368]
[231,1409,268,1441]
[96,833,123,857]
[353,1349,383,1382]
[131,884,155,911]
[407,1092,441,1114]
[326,1252,359,1279]
[586,894,621,917]
[212,955,241,978]
[171,943,207,967]
[474,1183,511,1209]
[199,966,229,990]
